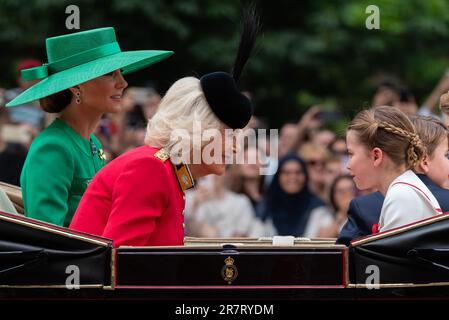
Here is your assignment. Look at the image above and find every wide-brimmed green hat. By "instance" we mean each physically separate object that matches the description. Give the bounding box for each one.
[6,27,173,107]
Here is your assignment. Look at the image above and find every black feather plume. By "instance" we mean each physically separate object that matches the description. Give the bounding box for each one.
[231,3,260,82]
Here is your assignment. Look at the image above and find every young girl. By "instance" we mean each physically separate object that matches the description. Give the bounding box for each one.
[346,106,441,233]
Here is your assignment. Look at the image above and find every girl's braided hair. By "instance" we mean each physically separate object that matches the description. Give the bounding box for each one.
[410,115,449,157]
[348,106,425,169]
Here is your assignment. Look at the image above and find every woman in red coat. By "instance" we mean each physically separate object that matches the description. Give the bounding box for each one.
[70,8,259,247]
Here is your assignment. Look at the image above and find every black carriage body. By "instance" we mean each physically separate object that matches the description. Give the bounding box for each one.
[1,210,449,299]
[0,211,113,288]
[348,213,449,298]
[115,244,346,288]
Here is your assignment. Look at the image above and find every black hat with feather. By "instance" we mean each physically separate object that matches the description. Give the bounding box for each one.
[200,4,259,129]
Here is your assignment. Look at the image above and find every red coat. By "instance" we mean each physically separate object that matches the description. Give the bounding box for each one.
[70,146,187,247]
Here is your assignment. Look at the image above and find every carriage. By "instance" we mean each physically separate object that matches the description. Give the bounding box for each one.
[1,182,449,300]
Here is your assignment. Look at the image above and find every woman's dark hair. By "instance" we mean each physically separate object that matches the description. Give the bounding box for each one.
[39,89,72,113]
[127,104,147,129]
[232,171,265,196]
[329,174,355,213]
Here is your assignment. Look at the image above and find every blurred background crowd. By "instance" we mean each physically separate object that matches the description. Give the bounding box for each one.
[2,0,449,239]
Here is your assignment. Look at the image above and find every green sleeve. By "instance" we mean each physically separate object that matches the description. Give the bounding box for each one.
[22,138,74,226]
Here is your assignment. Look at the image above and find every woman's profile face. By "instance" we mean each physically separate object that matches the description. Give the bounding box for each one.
[78,69,128,114]
[279,160,305,194]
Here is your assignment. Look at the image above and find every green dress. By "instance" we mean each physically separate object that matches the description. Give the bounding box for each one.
[21,118,106,227]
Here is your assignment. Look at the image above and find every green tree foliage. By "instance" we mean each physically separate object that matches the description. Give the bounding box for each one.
[1,0,449,128]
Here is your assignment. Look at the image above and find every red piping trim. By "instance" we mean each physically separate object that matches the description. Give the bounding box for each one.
[113,249,117,288]
[342,248,347,286]
[392,182,442,213]
[392,181,433,202]
[0,211,112,244]
[351,212,449,245]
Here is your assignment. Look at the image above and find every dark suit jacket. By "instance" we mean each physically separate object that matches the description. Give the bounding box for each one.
[336,174,449,246]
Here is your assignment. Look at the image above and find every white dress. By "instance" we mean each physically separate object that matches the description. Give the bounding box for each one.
[378,170,442,232]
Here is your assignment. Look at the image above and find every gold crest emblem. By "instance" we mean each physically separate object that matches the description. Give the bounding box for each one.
[221,256,238,284]
[174,163,194,192]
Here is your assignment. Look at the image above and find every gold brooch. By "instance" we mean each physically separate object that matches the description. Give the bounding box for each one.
[98,149,107,161]
[154,148,170,162]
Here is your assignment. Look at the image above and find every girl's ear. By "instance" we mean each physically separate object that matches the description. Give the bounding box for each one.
[417,154,430,174]
[372,147,383,167]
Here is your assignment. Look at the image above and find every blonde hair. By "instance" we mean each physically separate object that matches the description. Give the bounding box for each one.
[298,142,330,161]
[144,77,222,154]
[410,115,449,157]
[348,106,425,169]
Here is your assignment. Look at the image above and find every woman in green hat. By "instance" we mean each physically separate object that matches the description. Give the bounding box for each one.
[5,27,173,227]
